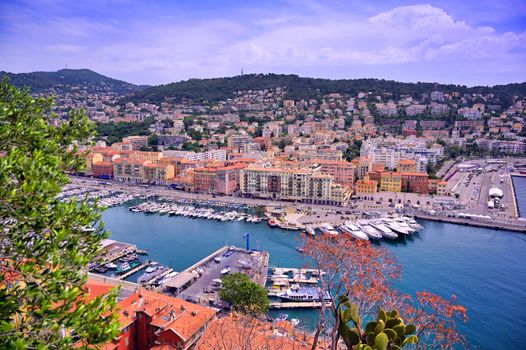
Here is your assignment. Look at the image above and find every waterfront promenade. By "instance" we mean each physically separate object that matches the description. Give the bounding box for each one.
[70,176,526,233]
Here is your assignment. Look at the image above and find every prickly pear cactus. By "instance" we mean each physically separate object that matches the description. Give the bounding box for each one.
[337,298,418,350]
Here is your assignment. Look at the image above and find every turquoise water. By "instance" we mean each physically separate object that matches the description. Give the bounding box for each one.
[102,207,526,349]
[512,175,526,217]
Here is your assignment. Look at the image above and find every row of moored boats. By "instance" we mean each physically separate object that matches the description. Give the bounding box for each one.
[129,202,263,223]
[310,216,422,241]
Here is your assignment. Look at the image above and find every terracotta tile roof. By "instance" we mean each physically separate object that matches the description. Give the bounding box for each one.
[197,314,324,350]
[118,290,215,341]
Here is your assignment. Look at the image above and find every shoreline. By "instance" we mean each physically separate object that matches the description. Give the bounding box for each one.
[414,213,526,233]
[70,176,526,234]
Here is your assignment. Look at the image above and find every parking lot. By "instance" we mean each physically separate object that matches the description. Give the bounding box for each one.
[177,248,268,307]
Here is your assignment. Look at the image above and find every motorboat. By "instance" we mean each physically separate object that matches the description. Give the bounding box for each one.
[356,223,383,240]
[394,218,416,233]
[104,262,118,270]
[277,313,289,321]
[369,221,398,240]
[291,319,300,326]
[276,284,331,302]
[383,219,410,236]
[320,223,338,235]
[305,226,316,236]
[221,268,231,275]
[342,222,369,241]
[145,265,158,273]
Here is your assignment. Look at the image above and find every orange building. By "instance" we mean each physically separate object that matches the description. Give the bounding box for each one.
[85,283,216,350]
[397,159,417,173]
[355,175,378,194]
[93,161,114,179]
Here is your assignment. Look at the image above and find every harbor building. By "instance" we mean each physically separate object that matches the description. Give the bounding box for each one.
[188,163,248,195]
[429,179,448,195]
[400,172,429,194]
[92,161,114,179]
[355,175,378,194]
[360,137,444,170]
[240,164,351,206]
[113,159,174,185]
[85,280,215,350]
[315,159,356,187]
[380,172,402,192]
[397,159,417,173]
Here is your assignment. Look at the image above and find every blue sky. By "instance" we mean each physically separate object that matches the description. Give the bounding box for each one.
[1,0,525,86]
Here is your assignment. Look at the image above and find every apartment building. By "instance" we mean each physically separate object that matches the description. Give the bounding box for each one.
[360,137,444,169]
[400,172,429,194]
[429,179,448,195]
[113,158,174,184]
[92,161,114,179]
[380,172,402,192]
[355,175,378,194]
[397,159,417,173]
[122,135,148,150]
[315,159,356,187]
[240,164,351,206]
[87,283,216,350]
[143,163,175,185]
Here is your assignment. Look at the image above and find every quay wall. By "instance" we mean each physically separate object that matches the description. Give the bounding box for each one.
[182,246,229,273]
[414,213,526,233]
[510,174,525,218]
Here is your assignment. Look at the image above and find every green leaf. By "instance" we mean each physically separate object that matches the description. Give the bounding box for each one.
[378,309,386,322]
[374,332,389,350]
[404,324,417,335]
[374,319,385,334]
[384,328,397,340]
[365,321,378,334]
[393,324,405,338]
[403,335,419,346]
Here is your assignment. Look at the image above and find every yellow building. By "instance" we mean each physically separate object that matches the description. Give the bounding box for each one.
[84,152,103,176]
[143,163,175,185]
[380,172,402,192]
[436,180,448,196]
[355,175,378,194]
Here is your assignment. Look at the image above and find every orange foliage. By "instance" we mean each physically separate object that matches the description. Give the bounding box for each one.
[302,235,468,349]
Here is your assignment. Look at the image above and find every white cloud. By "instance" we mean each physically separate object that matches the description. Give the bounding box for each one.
[0,1,524,85]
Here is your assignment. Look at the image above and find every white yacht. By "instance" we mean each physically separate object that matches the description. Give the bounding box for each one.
[342,222,369,241]
[369,221,398,240]
[276,284,331,302]
[305,226,316,236]
[320,223,339,235]
[383,219,410,236]
[356,222,383,240]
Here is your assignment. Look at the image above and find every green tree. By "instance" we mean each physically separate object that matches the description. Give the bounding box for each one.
[219,273,269,316]
[0,82,119,349]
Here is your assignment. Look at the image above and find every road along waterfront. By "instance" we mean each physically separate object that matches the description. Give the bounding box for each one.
[101,205,526,349]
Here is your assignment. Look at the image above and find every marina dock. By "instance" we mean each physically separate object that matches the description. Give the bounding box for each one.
[119,262,149,279]
[163,246,270,307]
[270,301,331,309]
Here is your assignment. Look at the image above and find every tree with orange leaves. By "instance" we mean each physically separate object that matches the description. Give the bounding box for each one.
[302,235,467,350]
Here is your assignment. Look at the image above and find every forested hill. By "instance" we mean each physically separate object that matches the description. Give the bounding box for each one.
[1,69,145,95]
[127,73,526,106]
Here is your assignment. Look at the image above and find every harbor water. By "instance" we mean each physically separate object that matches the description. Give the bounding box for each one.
[102,205,526,349]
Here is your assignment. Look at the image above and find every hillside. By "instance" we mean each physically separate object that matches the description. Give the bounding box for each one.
[127,73,526,107]
[1,68,145,95]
